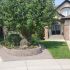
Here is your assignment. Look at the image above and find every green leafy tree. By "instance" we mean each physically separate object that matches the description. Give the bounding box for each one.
[0,0,55,41]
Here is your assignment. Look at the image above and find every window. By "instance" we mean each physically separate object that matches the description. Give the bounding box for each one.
[61,7,70,16]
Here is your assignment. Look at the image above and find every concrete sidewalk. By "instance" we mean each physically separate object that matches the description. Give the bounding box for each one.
[0,59,70,70]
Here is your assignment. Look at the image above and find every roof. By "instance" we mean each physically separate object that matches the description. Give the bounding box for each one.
[61,15,70,20]
[57,0,70,9]
[58,13,65,17]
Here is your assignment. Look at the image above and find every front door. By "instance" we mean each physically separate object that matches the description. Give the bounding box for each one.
[52,23,61,35]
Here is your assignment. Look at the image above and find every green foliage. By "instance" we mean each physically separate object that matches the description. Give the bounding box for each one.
[31,34,40,45]
[3,40,15,49]
[7,33,22,46]
[0,0,55,41]
[1,33,22,48]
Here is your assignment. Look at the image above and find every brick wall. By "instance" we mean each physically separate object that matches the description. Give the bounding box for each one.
[64,19,70,40]
[64,25,69,40]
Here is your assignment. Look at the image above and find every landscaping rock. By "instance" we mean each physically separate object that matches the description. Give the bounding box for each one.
[20,38,29,48]
[3,47,42,56]
[20,45,29,49]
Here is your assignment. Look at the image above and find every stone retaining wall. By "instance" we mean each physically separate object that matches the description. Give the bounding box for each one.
[3,47,42,56]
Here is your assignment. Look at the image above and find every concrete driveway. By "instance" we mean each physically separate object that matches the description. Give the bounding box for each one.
[0,59,70,70]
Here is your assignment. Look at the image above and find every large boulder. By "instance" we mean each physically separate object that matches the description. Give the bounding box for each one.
[20,38,30,49]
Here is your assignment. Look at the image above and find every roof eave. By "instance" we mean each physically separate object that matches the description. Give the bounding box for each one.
[56,0,70,10]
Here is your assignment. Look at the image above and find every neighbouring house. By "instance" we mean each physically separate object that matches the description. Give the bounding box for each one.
[44,0,70,40]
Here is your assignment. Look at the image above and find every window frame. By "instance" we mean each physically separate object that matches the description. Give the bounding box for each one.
[61,7,70,16]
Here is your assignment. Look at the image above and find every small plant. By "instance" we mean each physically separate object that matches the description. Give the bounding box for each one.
[31,34,40,45]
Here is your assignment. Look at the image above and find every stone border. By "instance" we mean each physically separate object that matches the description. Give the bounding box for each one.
[3,47,42,56]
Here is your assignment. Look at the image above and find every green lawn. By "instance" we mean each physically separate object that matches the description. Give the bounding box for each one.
[40,41,70,59]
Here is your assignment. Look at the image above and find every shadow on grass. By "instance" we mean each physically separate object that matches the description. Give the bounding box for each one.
[40,41,70,58]
[40,41,67,49]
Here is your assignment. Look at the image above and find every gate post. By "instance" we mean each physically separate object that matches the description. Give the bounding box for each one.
[44,26,49,40]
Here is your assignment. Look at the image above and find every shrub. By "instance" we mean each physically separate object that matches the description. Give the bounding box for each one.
[2,41,15,49]
[7,33,22,46]
[31,34,40,45]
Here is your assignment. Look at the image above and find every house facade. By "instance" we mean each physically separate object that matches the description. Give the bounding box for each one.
[44,0,70,40]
